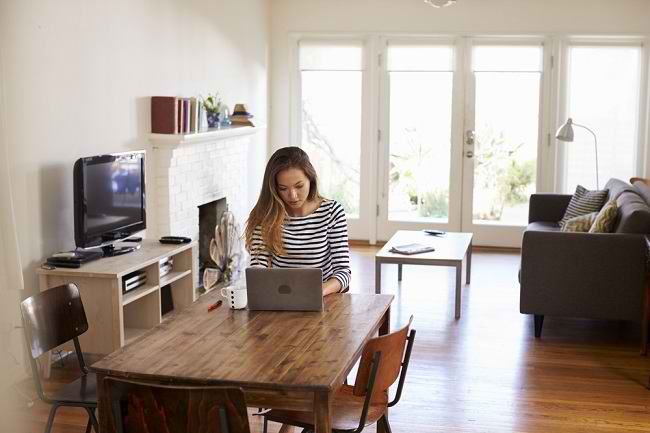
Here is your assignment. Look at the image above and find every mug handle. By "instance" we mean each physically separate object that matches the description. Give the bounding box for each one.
[220,288,228,298]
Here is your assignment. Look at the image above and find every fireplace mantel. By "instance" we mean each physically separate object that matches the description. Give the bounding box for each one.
[149,125,265,148]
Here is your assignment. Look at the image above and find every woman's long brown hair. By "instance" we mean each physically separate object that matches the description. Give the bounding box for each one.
[245,146,322,258]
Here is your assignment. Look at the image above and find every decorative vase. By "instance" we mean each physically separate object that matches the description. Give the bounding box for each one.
[206,111,220,128]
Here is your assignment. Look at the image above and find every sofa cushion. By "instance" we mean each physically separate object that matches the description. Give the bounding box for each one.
[614,190,650,233]
[561,212,598,232]
[604,178,636,201]
[589,200,617,233]
[632,180,650,205]
[559,185,608,228]
[527,221,561,232]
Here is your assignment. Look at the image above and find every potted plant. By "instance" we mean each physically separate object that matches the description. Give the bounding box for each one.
[202,93,222,128]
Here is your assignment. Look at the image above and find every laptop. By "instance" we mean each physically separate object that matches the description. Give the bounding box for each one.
[245,267,324,312]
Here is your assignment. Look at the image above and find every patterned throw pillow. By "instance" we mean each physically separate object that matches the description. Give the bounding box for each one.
[589,200,618,233]
[561,212,598,232]
[559,185,608,228]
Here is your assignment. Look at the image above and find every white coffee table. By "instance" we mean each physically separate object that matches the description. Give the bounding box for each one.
[375,230,473,319]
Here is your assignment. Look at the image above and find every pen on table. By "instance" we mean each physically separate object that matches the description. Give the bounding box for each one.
[208,300,222,312]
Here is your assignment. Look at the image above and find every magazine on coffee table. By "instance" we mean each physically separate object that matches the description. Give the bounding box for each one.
[389,243,436,255]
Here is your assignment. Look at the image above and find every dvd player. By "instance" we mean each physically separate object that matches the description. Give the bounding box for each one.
[46,250,103,267]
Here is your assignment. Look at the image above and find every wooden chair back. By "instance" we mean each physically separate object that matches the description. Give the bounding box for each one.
[353,316,414,402]
[20,283,89,360]
[104,378,251,433]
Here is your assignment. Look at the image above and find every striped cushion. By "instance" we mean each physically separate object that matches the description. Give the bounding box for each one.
[559,185,608,228]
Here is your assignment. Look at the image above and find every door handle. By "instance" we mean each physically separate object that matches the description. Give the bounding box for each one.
[465,150,474,158]
[465,130,475,146]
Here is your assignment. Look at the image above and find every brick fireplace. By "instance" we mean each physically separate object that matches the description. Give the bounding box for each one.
[151,128,259,286]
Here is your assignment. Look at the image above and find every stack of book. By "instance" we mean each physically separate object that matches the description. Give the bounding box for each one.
[230,103,255,127]
[151,96,209,134]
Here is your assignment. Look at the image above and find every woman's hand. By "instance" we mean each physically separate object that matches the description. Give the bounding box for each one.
[322,278,342,296]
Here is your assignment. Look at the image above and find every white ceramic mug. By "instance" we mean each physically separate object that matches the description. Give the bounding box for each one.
[221,285,247,309]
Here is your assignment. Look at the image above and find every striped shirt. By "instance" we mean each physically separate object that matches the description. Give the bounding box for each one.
[249,200,352,290]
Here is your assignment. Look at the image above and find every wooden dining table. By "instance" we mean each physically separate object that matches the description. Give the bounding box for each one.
[92,291,394,433]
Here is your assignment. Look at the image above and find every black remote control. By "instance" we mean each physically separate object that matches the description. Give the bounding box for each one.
[123,237,142,243]
[159,236,192,244]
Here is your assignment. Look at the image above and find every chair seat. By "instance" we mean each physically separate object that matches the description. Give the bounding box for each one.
[264,385,387,431]
[49,372,97,405]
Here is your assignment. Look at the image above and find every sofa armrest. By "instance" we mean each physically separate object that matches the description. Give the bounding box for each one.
[520,230,647,321]
[528,194,572,223]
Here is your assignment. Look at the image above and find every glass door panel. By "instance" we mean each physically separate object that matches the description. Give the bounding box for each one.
[472,73,540,225]
[377,42,458,240]
[298,40,369,240]
[301,70,362,217]
[462,43,543,246]
[388,72,453,222]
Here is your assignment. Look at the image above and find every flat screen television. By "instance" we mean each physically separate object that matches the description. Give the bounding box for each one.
[73,151,146,255]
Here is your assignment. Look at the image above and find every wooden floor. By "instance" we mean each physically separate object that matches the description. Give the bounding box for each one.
[14,246,650,432]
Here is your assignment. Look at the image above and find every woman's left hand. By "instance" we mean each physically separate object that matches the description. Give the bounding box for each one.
[322,278,342,296]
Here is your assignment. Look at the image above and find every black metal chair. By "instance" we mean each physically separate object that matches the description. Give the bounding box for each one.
[261,317,416,433]
[20,283,98,433]
[104,378,251,433]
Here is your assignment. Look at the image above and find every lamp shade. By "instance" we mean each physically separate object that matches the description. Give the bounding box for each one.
[556,118,574,142]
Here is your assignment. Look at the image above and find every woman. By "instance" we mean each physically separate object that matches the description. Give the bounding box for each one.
[245,146,351,295]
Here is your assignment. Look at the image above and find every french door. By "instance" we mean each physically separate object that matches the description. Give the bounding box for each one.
[294,36,549,247]
[377,38,547,247]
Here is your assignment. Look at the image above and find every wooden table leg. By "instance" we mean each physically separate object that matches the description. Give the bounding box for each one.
[375,260,382,294]
[377,307,391,432]
[398,264,403,282]
[466,240,472,284]
[455,263,462,320]
[314,390,332,433]
[97,372,114,433]
[380,306,390,336]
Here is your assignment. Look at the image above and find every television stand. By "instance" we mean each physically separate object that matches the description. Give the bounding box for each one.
[102,244,137,257]
[37,239,197,377]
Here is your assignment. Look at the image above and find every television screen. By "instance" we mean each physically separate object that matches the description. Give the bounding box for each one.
[74,151,146,248]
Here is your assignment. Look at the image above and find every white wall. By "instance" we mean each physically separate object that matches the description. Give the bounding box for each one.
[269,0,650,153]
[0,0,269,301]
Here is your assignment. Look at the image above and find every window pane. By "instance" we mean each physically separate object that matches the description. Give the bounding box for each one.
[472,45,542,225]
[564,45,641,192]
[301,71,362,217]
[387,45,454,222]
[473,45,542,72]
[473,73,540,225]
[299,40,364,71]
[387,44,453,71]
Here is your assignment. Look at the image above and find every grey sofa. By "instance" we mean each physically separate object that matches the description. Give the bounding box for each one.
[520,178,649,339]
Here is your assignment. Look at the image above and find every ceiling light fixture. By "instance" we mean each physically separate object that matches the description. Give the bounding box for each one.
[424,0,457,8]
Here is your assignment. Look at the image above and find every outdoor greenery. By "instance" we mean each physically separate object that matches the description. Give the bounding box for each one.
[473,127,535,220]
[389,127,449,219]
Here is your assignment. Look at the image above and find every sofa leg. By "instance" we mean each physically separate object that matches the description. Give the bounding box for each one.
[534,315,544,338]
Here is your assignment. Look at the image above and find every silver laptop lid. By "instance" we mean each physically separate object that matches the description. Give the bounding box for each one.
[245,267,323,312]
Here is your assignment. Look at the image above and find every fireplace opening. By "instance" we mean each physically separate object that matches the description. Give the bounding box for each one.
[198,197,228,289]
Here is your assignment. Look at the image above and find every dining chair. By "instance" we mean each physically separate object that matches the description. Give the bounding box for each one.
[20,283,98,433]
[261,316,416,433]
[104,378,251,433]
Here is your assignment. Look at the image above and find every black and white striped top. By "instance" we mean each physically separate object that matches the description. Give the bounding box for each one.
[249,200,351,290]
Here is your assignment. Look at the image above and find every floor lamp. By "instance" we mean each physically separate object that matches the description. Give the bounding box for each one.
[556,118,600,190]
